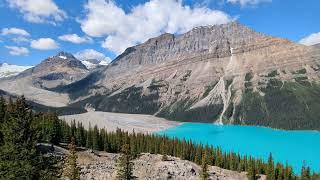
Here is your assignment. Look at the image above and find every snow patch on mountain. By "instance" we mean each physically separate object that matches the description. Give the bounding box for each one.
[58,55,67,59]
[74,49,111,69]
[81,59,109,69]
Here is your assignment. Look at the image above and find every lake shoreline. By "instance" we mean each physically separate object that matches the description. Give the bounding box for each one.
[159,122,320,174]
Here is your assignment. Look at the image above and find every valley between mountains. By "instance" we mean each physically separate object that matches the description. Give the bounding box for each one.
[1,22,320,130]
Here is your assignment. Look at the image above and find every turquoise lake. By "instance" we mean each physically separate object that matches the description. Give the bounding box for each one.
[158,123,320,174]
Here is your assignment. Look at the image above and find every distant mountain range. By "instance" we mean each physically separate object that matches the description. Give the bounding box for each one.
[81,58,109,69]
[313,43,320,48]
[1,22,320,130]
[0,53,109,79]
[0,63,33,78]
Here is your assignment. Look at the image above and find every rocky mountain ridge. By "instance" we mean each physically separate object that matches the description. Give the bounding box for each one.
[1,22,320,130]
[58,22,320,130]
[0,52,89,107]
[313,43,320,48]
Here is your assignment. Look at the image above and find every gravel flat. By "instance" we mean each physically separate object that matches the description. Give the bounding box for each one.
[60,111,182,133]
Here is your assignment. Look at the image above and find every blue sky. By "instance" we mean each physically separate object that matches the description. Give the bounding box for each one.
[0,0,319,66]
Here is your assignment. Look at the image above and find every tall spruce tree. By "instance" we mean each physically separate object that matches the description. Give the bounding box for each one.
[117,143,134,180]
[247,159,257,180]
[0,96,5,122]
[86,123,93,149]
[0,96,39,178]
[49,113,62,145]
[0,96,5,144]
[301,163,311,180]
[200,150,209,180]
[267,153,275,180]
[284,163,293,180]
[64,137,80,180]
[92,125,100,150]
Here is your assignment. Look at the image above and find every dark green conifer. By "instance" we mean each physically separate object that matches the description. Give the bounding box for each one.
[0,96,38,178]
[86,123,93,149]
[267,153,275,180]
[117,143,134,180]
[64,137,80,180]
[49,113,62,145]
[247,159,257,180]
[92,125,100,150]
[200,150,209,180]
[301,163,311,180]
[284,163,293,180]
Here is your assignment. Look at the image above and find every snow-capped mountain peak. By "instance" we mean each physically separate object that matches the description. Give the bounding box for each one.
[81,59,110,69]
[0,63,33,78]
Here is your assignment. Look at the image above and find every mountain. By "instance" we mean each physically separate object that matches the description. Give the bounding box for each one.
[313,43,320,48]
[55,22,320,130]
[81,58,109,69]
[0,52,89,107]
[0,63,33,78]
[2,22,320,130]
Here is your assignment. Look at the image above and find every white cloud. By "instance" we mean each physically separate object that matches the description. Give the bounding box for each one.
[5,46,29,56]
[80,0,233,54]
[74,49,112,62]
[6,0,66,24]
[299,32,320,46]
[58,34,92,44]
[227,0,271,6]
[1,27,30,36]
[30,38,59,50]
[12,36,30,43]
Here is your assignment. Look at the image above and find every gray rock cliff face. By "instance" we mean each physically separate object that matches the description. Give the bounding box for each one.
[63,22,320,129]
[107,22,266,75]
[2,22,320,129]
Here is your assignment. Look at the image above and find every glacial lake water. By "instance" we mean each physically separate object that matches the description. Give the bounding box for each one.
[158,123,320,174]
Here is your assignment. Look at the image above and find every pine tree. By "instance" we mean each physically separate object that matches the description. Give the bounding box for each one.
[267,153,275,180]
[284,163,293,180]
[76,122,86,147]
[61,121,71,143]
[0,96,5,122]
[275,163,284,180]
[0,96,39,178]
[195,145,203,165]
[301,163,311,180]
[64,137,80,180]
[49,113,62,145]
[200,150,209,180]
[86,123,93,149]
[247,159,257,180]
[92,125,100,150]
[117,143,134,180]
[0,96,5,144]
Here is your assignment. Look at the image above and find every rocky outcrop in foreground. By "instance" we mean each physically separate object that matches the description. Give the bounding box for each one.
[77,151,266,180]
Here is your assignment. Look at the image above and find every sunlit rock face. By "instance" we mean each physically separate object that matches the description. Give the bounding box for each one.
[0,52,89,107]
[63,22,320,129]
[2,22,320,129]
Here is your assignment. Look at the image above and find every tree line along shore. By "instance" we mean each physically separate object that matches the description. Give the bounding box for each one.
[0,96,319,179]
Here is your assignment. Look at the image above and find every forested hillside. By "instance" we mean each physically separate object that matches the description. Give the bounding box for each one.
[0,96,319,179]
